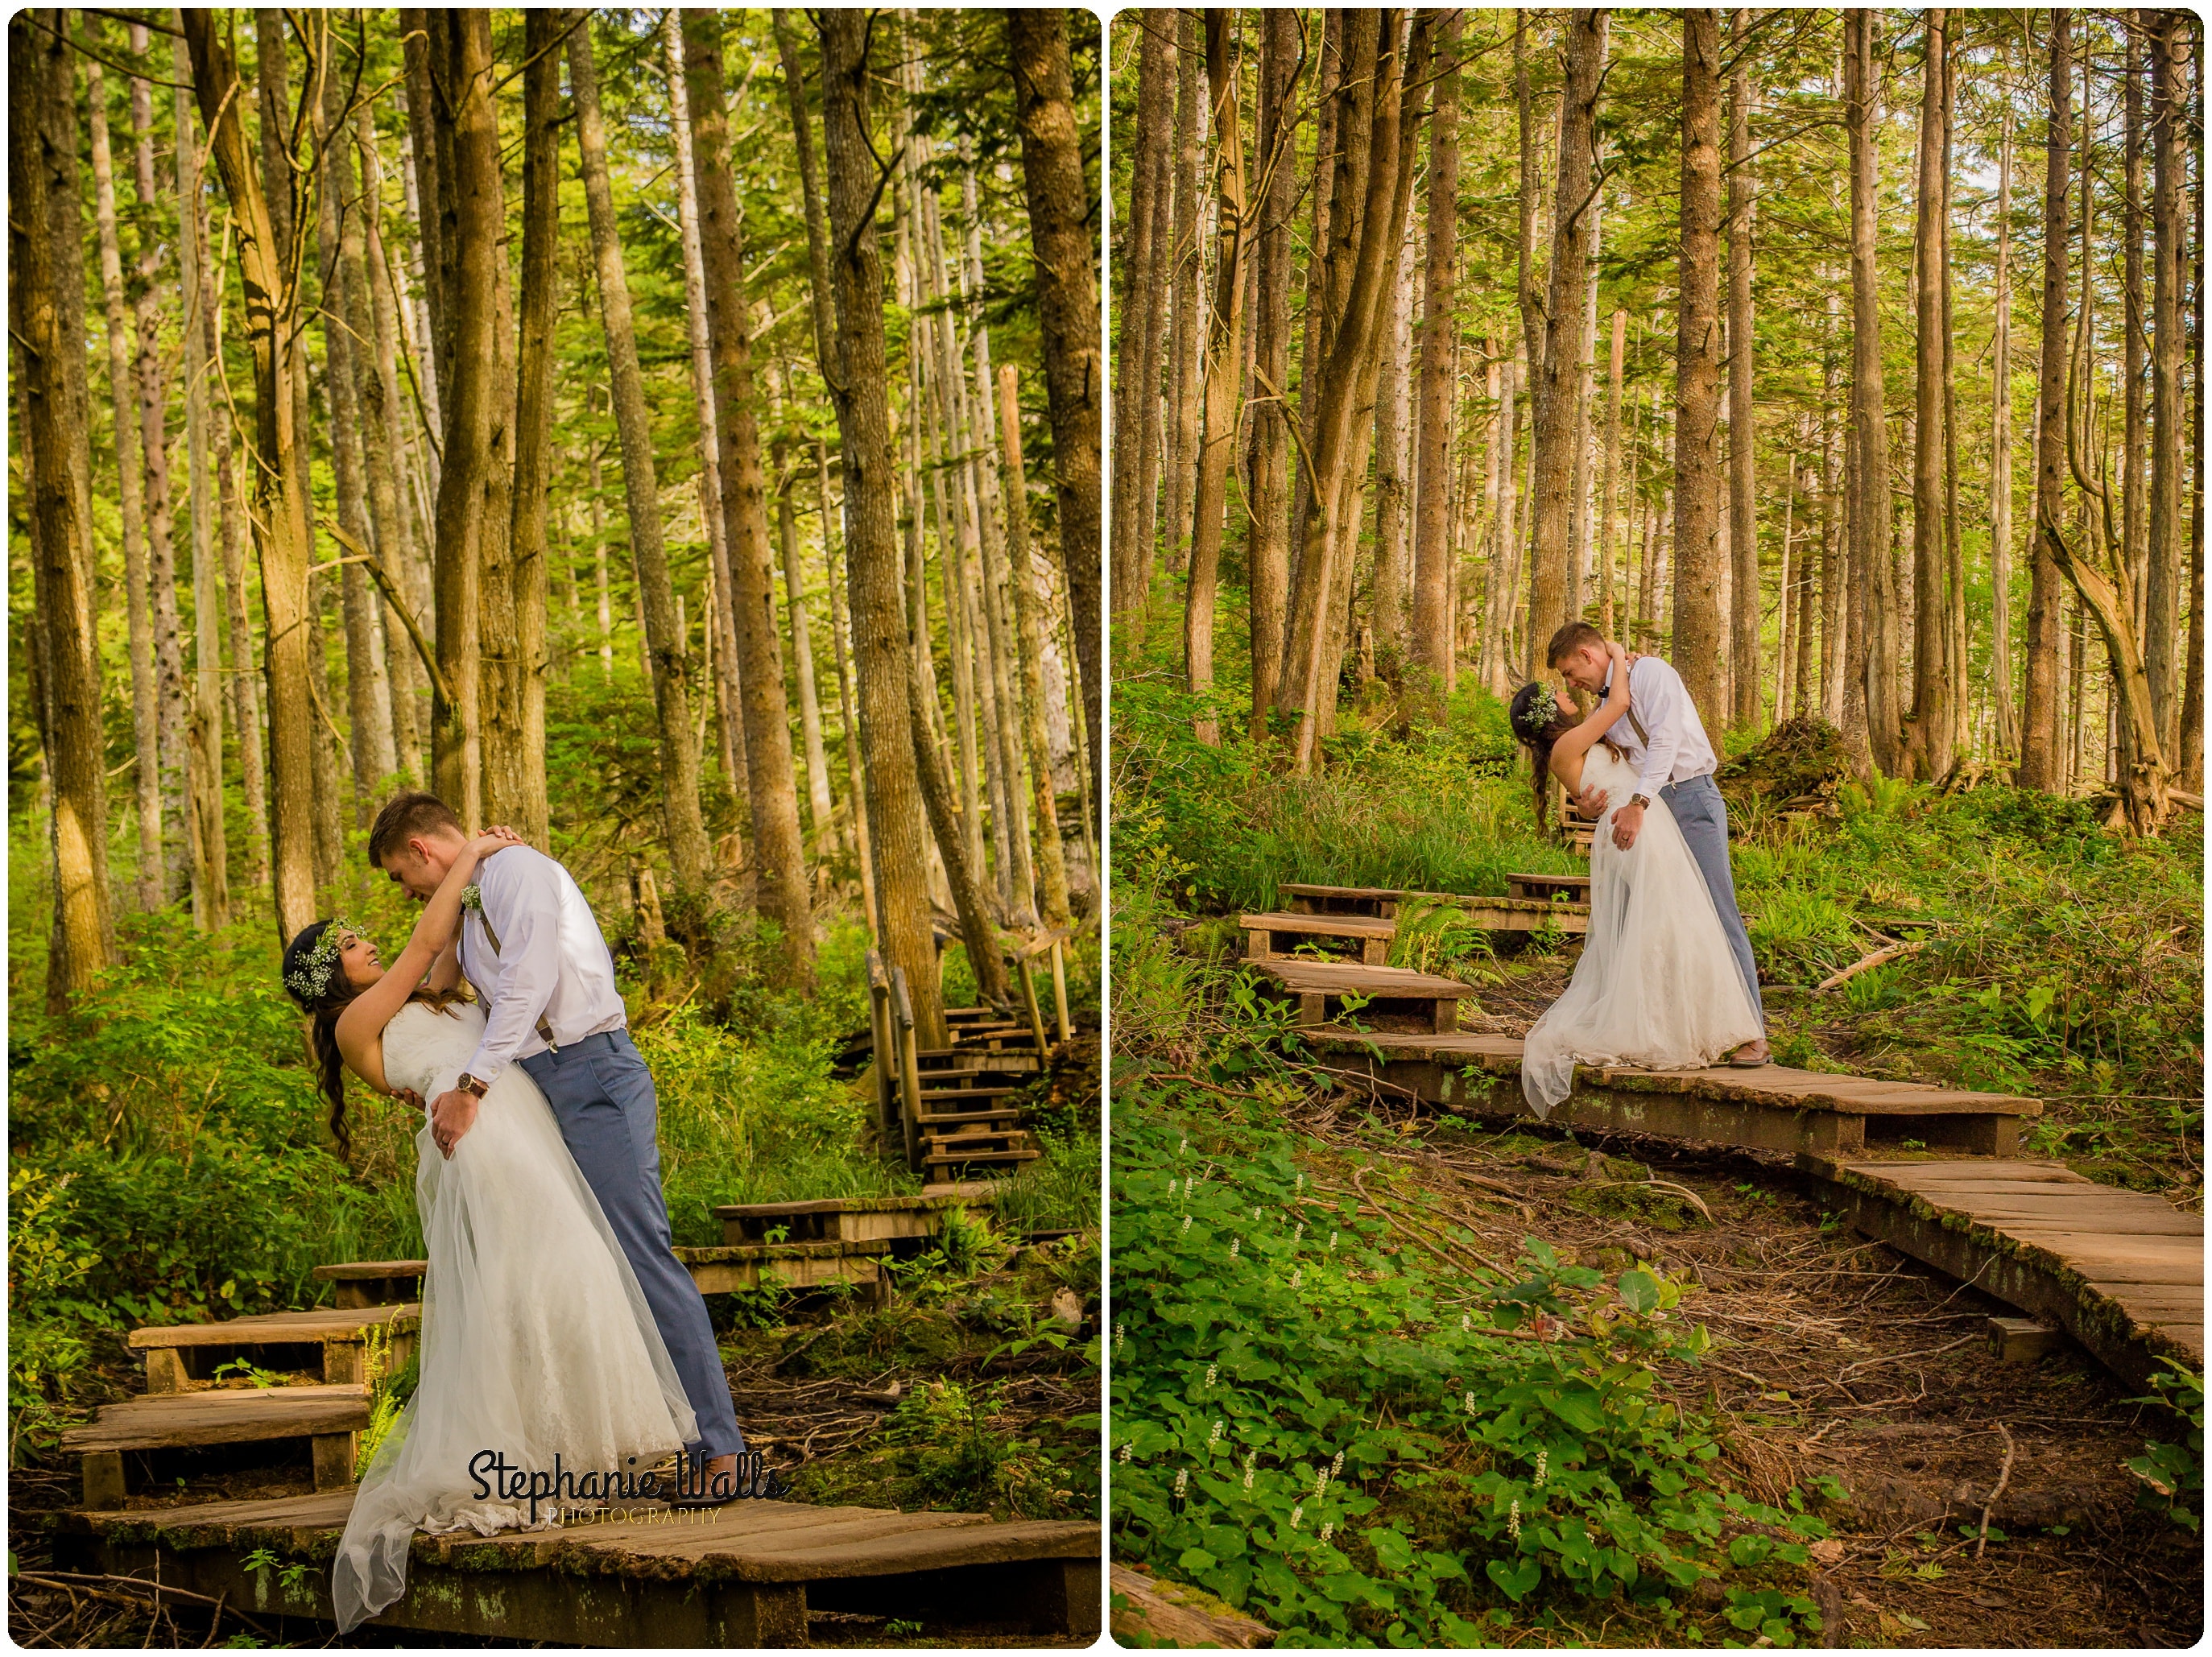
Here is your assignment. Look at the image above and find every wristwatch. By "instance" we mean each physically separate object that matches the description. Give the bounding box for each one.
[1627,793,1652,811]
[455,1072,490,1098]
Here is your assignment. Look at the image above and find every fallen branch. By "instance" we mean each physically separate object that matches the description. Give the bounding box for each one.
[11,1572,271,1637]
[1976,1421,2016,1558]
[1572,1177,1716,1225]
[1816,940,1925,994]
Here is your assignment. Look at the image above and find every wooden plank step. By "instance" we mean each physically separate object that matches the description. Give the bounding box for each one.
[1507,870,1593,902]
[1279,881,1459,919]
[912,1084,1025,1103]
[675,1239,889,1295]
[128,1304,422,1393]
[1456,895,1594,935]
[63,1384,370,1455]
[54,1490,1101,1643]
[916,1048,1040,1068]
[127,1305,420,1349]
[923,1147,1042,1179]
[1251,957,1478,1035]
[712,1194,978,1246]
[1311,1029,2040,1157]
[1239,911,1395,966]
[920,1127,1033,1154]
[1803,1156,2203,1390]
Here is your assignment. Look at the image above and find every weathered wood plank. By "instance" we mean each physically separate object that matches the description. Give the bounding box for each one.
[127,1305,420,1349]
[62,1385,371,1453]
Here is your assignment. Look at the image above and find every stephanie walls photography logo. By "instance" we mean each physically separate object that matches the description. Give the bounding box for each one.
[469,1448,786,1524]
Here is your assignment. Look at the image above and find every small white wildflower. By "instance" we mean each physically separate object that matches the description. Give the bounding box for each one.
[1229,1236,1241,1260]
[1533,1448,1548,1486]
[1329,1451,1344,1477]
[1114,1323,1125,1353]
[1293,1221,1305,1243]
[1320,1520,1335,1544]
[1329,1229,1339,1251]
[1205,1362,1218,1387]
[1178,1135,1189,1156]
[1118,1444,1132,1465]
[1313,1468,1329,1498]
[1460,1313,1472,1333]
[1463,1390,1477,1415]
[1290,1504,1304,1530]
[1252,1205,1263,1221]
[1208,1420,1224,1447]
[1180,1214,1192,1234]
[1242,1452,1257,1490]
[1173,1468,1189,1498]
[1296,1172,1305,1192]
[1507,1498,1522,1540]
[1290,1267,1304,1290]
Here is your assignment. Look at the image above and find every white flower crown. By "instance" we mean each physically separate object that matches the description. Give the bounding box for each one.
[284,918,359,1004]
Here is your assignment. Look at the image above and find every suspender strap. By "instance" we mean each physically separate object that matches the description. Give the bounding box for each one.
[472,910,558,1048]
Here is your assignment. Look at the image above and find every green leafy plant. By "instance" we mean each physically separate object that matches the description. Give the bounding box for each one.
[2123,1360,2204,1531]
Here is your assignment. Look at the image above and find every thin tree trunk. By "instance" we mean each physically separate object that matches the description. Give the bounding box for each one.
[1183,10,1248,746]
[680,11,812,970]
[1846,10,1902,775]
[1371,207,1416,675]
[1247,7,1300,726]
[1287,10,1343,638]
[1940,35,1967,762]
[1675,10,1726,720]
[1908,9,1952,779]
[820,438,875,916]
[184,10,319,941]
[1992,83,2020,758]
[1164,12,1203,581]
[1726,10,1759,727]
[2124,14,2148,645]
[1113,12,1172,629]
[2148,9,2183,752]
[316,58,399,819]
[86,49,163,911]
[1530,10,1608,677]
[2020,9,2071,791]
[1410,6,1462,710]
[130,24,190,899]
[15,14,118,998]
[1821,287,1846,725]
[998,366,1073,930]
[1598,308,1626,636]
[777,452,837,854]
[176,49,228,929]
[818,9,943,1044]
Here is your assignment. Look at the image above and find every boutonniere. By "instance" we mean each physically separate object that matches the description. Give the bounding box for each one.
[461,884,483,915]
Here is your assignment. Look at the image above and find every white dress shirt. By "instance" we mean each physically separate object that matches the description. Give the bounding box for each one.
[1601,655,1719,799]
[457,844,628,1085]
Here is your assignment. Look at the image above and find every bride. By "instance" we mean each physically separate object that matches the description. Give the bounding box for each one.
[1508,645,1762,1116]
[281,828,697,1634]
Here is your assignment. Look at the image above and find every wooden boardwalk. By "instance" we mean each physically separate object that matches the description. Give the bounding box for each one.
[1310,1023,2201,1389]
[54,1488,1099,1646]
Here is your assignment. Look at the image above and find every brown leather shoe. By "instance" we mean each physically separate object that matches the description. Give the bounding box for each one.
[1727,1039,1772,1068]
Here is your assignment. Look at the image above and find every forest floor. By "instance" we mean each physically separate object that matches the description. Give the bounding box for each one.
[1274,1078,2202,1649]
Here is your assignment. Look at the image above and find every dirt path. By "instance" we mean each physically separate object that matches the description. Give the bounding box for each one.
[1285,1083,2202,1649]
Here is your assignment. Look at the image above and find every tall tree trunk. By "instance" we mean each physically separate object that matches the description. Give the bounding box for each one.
[1182,10,1248,746]
[1247,8,1300,726]
[2183,64,2204,793]
[1114,13,1173,630]
[680,11,813,972]
[1675,10,1726,720]
[207,178,267,886]
[1164,11,1202,581]
[2020,9,2071,791]
[85,49,163,911]
[2123,14,2148,645]
[14,14,118,1000]
[1529,10,1607,677]
[498,8,557,844]
[1007,8,1103,787]
[1908,9,1952,779]
[316,57,399,818]
[2148,9,2184,753]
[571,20,711,892]
[999,367,1073,930]
[1726,10,1759,727]
[184,10,319,941]
[1135,21,1183,612]
[176,48,229,930]
[130,24,190,899]
[776,452,837,854]
[1410,6,1462,710]
[1286,10,1343,643]
[818,9,943,1044]
[1846,10,1902,775]
[1371,207,1416,675]
[1940,38,1967,762]
[1599,308,1626,636]
[1992,85,2020,758]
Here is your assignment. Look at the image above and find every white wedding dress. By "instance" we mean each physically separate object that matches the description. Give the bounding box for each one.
[331,1000,697,1634]
[1521,748,1763,1116]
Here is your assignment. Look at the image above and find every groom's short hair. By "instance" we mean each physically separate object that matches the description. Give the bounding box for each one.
[1546,621,1607,666]
[369,791,464,867]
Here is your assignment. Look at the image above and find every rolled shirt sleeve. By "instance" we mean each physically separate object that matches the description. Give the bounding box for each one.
[460,855,560,1086]
[1633,657,1685,800]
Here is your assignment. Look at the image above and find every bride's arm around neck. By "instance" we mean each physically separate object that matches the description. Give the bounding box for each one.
[1548,644,1635,791]
[335,832,516,1073]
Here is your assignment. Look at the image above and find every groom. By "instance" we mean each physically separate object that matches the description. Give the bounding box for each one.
[367,791,748,1501]
[1547,622,1769,1068]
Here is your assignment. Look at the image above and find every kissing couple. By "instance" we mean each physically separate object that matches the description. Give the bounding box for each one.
[280,791,760,1632]
[1508,623,1771,1116]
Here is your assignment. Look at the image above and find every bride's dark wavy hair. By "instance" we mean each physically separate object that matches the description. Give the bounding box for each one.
[283,920,471,1163]
[1509,681,1623,828]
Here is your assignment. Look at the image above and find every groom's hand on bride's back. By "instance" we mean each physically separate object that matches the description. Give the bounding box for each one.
[430,1087,480,1159]
[1572,782,1610,820]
